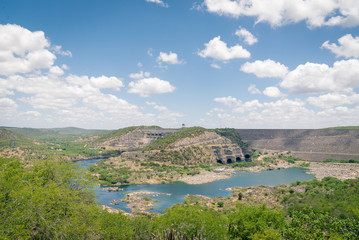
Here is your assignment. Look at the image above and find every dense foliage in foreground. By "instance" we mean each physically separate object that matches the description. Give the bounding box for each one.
[1,157,359,239]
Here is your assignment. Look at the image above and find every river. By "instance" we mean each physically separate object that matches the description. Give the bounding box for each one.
[76,158,314,213]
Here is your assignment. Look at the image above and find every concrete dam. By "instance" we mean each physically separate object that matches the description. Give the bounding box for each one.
[235,129,359,161]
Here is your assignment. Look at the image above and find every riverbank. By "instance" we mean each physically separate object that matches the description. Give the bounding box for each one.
[307,162,359,180]
[178,167,235,184]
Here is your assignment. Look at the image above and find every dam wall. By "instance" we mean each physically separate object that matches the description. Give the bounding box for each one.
[235,129,359,161]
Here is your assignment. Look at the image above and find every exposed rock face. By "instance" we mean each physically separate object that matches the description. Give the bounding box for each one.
[170,131,231,148]
[99,128,179,150]
[210,144,246,164]
[119,131,246,165]
[235,129,359,161]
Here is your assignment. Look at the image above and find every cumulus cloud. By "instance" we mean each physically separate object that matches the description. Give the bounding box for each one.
[0,24,56,76]
[83,94,140,115]
[248,84,261,94]
[146,101,183,122]
[0,24,184,128]
[89,76,124,90]
[307,92,359,108]
[65,75,124,91]
[214,96,241,107]
[129,71,151,79]
[0,98,18,118]
[53,45,72,57]
[198,36,250,61]
[146,0,168,7]
[280,59,359,94]
[241,59,289,78]
[233,99,263,113]
[322,34,359,58]
[202,0,359,28]
[128,77,176,97]
[235,27,258,45]
[157,51,184,65]
[263,86,285,98]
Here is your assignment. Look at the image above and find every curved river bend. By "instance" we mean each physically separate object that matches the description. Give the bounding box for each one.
[76,159,314,213]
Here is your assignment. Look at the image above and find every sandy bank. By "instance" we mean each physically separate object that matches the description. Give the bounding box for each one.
[178,167,235,184]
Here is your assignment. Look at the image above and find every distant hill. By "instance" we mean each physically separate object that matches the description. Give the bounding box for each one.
[94,125,162,145]
[324,126,359,130]
[4,127,110,140]
[0,127,36,147]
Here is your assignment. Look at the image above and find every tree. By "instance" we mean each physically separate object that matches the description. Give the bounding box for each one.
[0,157,101,239]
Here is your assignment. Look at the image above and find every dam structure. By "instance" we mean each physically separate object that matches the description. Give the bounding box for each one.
[235,129,359,161]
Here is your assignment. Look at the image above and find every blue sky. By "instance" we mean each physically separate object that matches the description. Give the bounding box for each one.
[0,0,359,129]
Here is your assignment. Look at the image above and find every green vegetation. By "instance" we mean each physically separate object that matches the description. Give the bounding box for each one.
[142,127,206,151]
[214,128,248,149]
[5,127,110,139]
[94,125,161,144]
[0,127,121,160]
[324,158,359,164]
[324,126,359,129]
[1,157,359,239]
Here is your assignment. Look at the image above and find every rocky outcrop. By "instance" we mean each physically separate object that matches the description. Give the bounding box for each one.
[99,128,179,150]
[210,144,246,164]
[119,131,246,165]
[170,131,231,148]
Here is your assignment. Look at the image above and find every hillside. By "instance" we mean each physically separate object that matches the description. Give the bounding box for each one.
[0,127,115,160]
[4,127,110,141]
[94,126,177,150]
[89,127,250,186]
[0,127,35,149]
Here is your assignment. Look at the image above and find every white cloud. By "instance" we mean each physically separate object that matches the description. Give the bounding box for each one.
[83,94,140,115]
[322,34,359,58]
[233,99,263,113]
[146,101,168,112]
[0,24,56,76]
[248,84,261,94]
[210,63,221,69]
[23,111,41,117]
[0,24,185,129]
[263,86,285,98]
[129,71,151,79]
[281,59,359,94]
[90,76,124,90]
[0,88,14,97]
[157,51,184,65]
[202,0,359,28]
[0,97,17,118]
[146,0,168,7]
[198,36,250,61]
[53,45,72,57]
[307,92,359,108]
[146,101,184,123]
[241,59,289,78]
[235,27,258,45]
[214,96,241,107]
[49,66,65,76]
[65,75,124,91]
[128,77,176,97]
[206,107,225,116]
